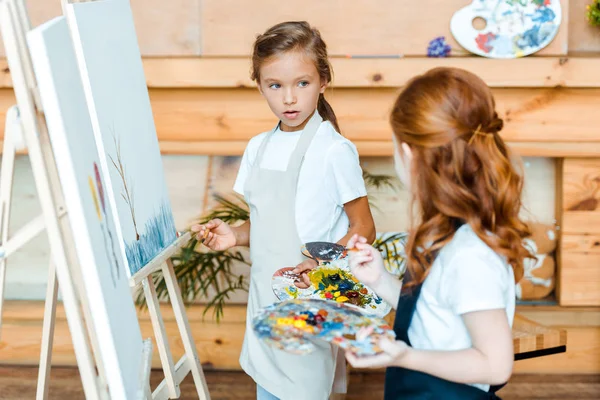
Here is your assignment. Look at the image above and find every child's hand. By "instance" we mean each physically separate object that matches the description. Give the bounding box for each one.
[291,258,318,289]
[190,219,236,251]
[347,234,386,289]
[345,338,409,369]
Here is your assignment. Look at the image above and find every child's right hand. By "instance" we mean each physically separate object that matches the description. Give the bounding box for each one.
[190,219,236,251]
[347,234,386,289]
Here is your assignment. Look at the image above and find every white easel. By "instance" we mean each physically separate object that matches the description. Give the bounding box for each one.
[0,0,210,399]
[0,0,110,398]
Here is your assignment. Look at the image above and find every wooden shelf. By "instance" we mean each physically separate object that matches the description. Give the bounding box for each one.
[1,56,600,89]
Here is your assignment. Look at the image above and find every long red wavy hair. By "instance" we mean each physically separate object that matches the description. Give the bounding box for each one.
[391,67,532,285]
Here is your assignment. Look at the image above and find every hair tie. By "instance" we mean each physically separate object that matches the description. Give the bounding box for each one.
[468,124,494,145]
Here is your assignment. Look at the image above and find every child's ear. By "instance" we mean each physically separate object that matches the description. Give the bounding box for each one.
[320,79,328,94]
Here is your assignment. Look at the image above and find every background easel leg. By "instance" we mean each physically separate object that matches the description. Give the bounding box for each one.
[143,276,180,398]
[36,258,58,400]
[163,259,210,400]
[0,128,17,340]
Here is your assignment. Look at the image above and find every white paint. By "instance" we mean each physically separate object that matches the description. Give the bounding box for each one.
[27,16,143,399]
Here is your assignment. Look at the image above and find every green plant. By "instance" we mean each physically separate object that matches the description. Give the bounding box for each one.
[138,169,402,321]
[588,1,600,27]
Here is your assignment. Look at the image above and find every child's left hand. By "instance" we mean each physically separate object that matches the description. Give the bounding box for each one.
[345,338,410,369]
[292,258,318,288]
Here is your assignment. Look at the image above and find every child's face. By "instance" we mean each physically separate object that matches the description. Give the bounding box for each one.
[258,51,327,132]
[392,135,412,190]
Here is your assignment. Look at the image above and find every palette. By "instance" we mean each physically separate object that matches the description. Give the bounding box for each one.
[301,241,348,262]
[450,0,562,59]
[272,261,391,317]
[252,298,396,357]
[272,236,408,317]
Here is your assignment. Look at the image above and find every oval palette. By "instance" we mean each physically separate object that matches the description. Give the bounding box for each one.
[252,298,396,357]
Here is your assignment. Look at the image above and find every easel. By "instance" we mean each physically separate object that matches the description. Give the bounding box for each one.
[0,0,210,399]
[0,0,110,398]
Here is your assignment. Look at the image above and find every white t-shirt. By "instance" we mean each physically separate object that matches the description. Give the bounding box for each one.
[407,224,516,392]
[233,121,367,243]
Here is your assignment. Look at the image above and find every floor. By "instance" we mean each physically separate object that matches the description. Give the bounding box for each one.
[0,366,598,399]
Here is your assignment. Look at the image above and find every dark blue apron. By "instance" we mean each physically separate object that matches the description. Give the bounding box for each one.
[384,280,505,399]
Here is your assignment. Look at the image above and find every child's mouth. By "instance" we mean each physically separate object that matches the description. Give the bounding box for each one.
[283,111,300,119]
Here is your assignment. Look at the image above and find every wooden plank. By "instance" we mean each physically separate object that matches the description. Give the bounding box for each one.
[569,0,600,54]
[151,87,600,144]
[8,139,600,158]
[559,252,600,306]
[0,1,202,57]
[513,327,600,374]
[562,159,600,234]
[145,88,600,144]
[201,0,569,57]
[2,301,598,373]
[4,57,600,89]
[3,86,600,157]
[140,57,600,89]
[518,305,600,327]
[512,314,567,355]
[129,0,201,55]
[555,159,564,304]
[562,234,600,253]
[159,141,600,158]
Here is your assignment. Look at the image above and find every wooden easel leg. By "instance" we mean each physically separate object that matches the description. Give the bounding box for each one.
[163,259,210,400]
[36,258,59,400]
[143,276,180,398]
[0,127,17,340]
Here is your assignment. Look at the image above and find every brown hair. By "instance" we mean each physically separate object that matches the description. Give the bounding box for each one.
[391,67,532,285]
[250,21,340,132]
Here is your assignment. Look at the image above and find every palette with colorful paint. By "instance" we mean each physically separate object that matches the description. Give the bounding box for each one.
[450,0,562,59]
[252,298,396,357]
[272,237,409,317]
[272,262,392,317]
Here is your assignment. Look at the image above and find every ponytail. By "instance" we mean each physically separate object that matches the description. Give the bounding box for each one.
[317,93,341,133]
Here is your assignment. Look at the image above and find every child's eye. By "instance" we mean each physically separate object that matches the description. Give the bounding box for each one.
[298,81,309,87]
[269,83,281,89]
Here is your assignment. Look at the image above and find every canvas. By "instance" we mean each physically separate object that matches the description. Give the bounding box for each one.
[65,0,177,275]
[27,16,144,399]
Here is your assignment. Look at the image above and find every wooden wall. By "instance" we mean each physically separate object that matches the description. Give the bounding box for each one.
[0,1,599,157]
[1,301,598,374]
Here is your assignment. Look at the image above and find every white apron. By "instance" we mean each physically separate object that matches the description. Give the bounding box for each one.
[239,111,339,400]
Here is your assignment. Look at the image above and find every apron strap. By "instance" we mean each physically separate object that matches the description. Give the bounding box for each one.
[252,124,279,170]
[286,111,323,172]
[252,111,323,174]
[393,272,422,345]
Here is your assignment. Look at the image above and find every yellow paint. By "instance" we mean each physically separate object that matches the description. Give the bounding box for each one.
[88,176,102,221]
[336,296,349,302]
[277,317,294,326]
[293,320,307,328]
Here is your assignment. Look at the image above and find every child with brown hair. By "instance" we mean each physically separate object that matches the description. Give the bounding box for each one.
[192,21,375,400]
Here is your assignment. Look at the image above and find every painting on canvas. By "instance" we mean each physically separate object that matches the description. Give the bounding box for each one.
[65,0,177,275]
[27,16,144,399]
